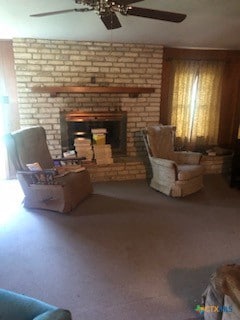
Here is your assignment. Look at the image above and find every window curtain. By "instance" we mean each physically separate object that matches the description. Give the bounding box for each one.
[167,59,224,150]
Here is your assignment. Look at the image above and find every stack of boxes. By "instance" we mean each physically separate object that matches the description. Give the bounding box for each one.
[93,144,113,165]
[74,137,93,161]
[91,128,113,165]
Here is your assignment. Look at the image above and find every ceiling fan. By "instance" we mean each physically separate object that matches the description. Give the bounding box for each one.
[30,0,187,30]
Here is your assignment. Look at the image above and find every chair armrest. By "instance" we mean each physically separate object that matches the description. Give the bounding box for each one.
[17,169,57,185]
[53,157,86,166]
[150,157,178,182]
[150,157,177,168]
[173,151,202,165]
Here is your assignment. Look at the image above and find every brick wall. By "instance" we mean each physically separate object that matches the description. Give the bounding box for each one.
[13,38,163,159]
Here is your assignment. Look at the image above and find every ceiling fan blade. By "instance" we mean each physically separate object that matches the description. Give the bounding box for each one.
[100,12,122,29]
[30,9,76,17]
[127,6,186,23]
[114,0,143,5]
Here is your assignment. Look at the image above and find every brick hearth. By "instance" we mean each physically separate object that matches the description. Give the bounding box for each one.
[85,157,148,182]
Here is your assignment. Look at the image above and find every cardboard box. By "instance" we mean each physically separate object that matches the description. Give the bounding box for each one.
[93,133,106,145]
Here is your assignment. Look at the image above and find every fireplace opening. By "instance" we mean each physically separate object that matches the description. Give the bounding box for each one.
[60,111,127,157]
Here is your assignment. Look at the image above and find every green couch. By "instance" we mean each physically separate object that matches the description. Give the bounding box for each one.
[0,289,72,320]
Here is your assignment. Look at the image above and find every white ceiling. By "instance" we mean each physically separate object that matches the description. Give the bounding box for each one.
[1,0,240,49]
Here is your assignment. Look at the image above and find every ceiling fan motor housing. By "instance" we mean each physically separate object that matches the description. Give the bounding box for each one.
[75,0,124,13]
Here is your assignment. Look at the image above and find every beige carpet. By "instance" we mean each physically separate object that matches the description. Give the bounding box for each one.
[0,175,239,320]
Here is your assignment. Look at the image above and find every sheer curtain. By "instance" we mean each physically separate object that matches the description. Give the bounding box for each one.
[168,59,224,149]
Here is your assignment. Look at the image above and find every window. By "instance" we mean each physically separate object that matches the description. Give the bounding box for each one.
[167,60,224,150]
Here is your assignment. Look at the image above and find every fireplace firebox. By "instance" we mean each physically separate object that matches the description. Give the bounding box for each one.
[60,111,127,156]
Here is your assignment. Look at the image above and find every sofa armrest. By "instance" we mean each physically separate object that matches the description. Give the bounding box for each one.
[0,289,57,320]
[173,151,202,165]
[34,309,72,320]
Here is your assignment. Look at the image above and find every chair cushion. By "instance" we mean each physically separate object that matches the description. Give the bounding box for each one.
[12,126,54,170]
[147,125,176,159]
[177,164,203,181]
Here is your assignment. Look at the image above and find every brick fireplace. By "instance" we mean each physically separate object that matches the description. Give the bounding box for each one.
[13,38,163,181]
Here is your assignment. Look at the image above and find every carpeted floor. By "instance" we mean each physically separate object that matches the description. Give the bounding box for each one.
[0,175,240,320]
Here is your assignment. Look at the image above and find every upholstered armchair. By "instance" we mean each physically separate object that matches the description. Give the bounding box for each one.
[4,126,93,213]
[142,124,203,197]
[202,265,240,320]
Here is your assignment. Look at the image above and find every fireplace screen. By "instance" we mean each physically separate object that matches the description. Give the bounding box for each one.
[60,111,127,156]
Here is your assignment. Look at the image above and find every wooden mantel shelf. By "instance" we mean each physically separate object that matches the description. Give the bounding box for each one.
[31,86,155,97]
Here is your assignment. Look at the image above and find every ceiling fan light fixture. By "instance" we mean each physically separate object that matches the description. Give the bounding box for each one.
[30,0,186,28]
[119,5,131,15]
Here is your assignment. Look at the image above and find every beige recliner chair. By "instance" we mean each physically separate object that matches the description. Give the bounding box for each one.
[5,126,93,213]
[142,124,203,197]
